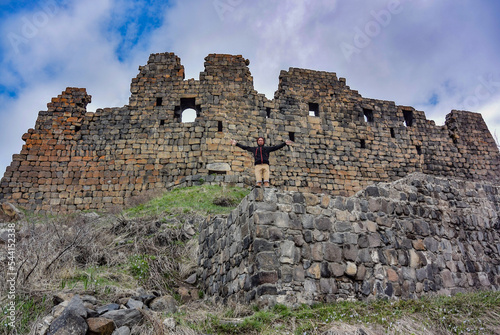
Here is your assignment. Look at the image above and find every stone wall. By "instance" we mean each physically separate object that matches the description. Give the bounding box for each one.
[1,52,499,212]
[198,173,500,305]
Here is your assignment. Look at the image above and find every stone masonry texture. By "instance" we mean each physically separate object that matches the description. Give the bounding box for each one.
[0,52,499,213]
[198,173,500,305]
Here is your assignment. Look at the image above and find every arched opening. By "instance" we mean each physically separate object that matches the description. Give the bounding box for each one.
[309,103,319,117]
[174,97,201,123]
[182,108,197,123]
[403,110,414,127]
[363,108,374,123]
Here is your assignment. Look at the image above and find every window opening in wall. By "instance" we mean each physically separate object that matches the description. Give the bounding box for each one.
[309,103,319,117]
[182,108,197,123]
[218,121,223,132]
[74,125,81,132]
[403,110,413,127]
[160,120,165,126]
[363,108,374,123]
[390,128,395,138]
[289,132,295,142]
[266,107,271,118]
[416,145,422,155]
[156,97,163,106]
[175,97,200,123]
[360,139,366,148]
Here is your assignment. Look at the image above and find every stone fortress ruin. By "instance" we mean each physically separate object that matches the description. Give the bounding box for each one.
[1,52,499,213]
[1,52,499,304]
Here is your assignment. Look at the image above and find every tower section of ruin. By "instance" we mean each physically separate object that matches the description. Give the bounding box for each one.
[0,52,499,213]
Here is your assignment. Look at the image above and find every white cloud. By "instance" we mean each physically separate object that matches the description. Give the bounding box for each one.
[0,0,139,175]
[0,85,60,173]
[478,97,500,146]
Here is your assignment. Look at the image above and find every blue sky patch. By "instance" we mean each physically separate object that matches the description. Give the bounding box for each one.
[428,93,439,106]
[0,84,17,97]
[107,0,171,62]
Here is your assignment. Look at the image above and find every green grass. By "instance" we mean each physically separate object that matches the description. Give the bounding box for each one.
[0,294,51,335]
[197,291,500,335]
[59,265,136,293]
[125,185,250,217]
[128,254,155,282]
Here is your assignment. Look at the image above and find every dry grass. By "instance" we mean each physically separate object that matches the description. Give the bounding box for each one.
[0,209,205,334]
[1,213,112,295]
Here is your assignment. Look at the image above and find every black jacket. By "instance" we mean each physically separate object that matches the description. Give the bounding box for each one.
[236,142,287,165]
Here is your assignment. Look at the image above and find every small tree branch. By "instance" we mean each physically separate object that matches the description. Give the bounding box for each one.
[22,254,39,284]
[44,227,84,272]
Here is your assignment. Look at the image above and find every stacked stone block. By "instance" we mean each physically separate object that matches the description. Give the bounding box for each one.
[0,52,499,212]
[198,173,500,305]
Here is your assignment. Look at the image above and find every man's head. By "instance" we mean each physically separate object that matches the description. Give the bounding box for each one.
[257,137,265,146]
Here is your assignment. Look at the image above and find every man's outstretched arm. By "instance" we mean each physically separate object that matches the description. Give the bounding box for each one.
[268,140,293,152]
[231,139,252,151]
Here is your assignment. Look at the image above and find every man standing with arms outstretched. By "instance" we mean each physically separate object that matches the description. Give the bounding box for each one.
[231,137,293,187]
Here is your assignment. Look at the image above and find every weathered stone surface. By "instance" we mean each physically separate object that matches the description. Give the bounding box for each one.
[345,262,357,277]
[185,273,197,285]
[251,271,278,286]
[254,239,273,253]
[100,309,142,328]
[111,326,130,335]
[343,244,358,261]
[386,268,399,282]
[126,298,143,310]
[323,243,342,262]
[315,217,332,231]
[86,317,116,335]
[47,310,88,335]
[97,303,120,315]
[256,252,279,270]
[320,278,337,294]
[412,239,426,251]
[64,296,87,318]
[0,229,10,244]
[206,162,230,172]
[280,240,295,264]
[149,295,178,314]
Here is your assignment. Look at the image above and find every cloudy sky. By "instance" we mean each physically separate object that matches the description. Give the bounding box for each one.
[1,0,499,176]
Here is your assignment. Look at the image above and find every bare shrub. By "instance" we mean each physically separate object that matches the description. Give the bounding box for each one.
[124,189,163,209]
[0,214,105,294]
[113,214,201,295]
[0,208,205,333]
[212,196,236,207]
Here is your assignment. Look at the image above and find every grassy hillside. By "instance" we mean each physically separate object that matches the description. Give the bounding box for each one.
[1,185,499,334]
